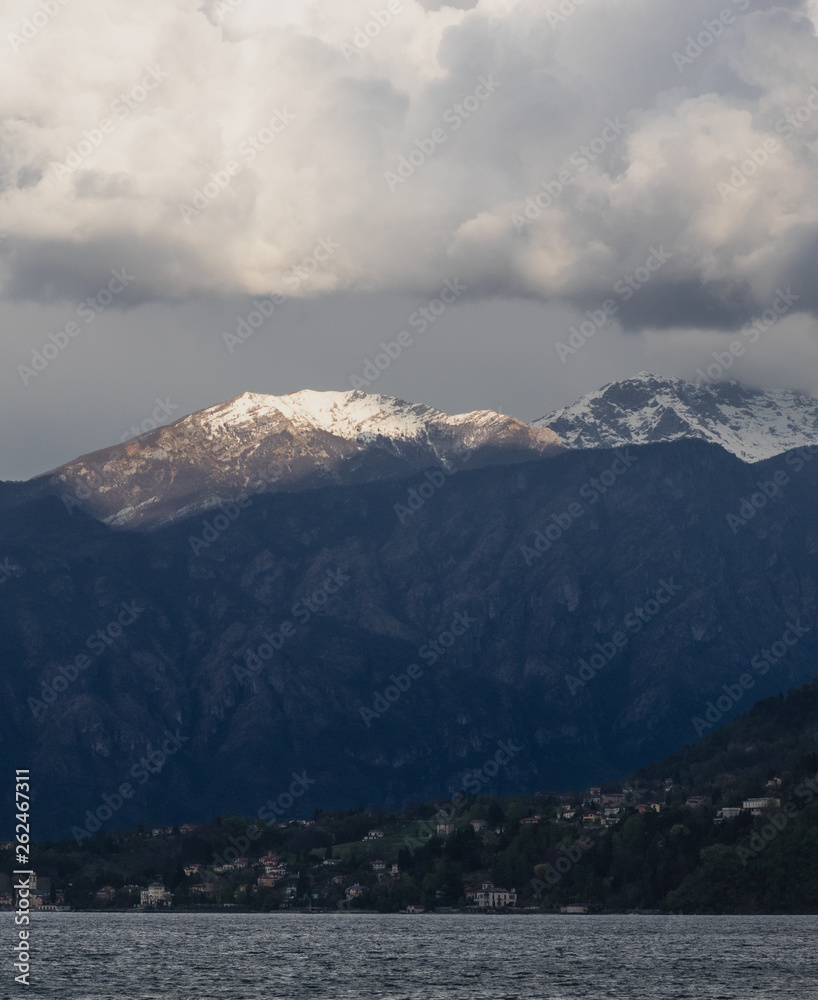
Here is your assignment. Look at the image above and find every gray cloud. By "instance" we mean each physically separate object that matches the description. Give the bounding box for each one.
[0,0,816,329]
[2,0,818,479]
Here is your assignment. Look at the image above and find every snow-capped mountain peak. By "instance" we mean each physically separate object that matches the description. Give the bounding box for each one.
[40,389,563,529]
[534,372,818,463]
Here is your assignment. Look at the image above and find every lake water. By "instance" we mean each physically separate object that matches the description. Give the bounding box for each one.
[2,913,817,998]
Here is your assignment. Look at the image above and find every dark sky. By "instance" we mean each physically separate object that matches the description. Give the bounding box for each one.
[2,0,817,480]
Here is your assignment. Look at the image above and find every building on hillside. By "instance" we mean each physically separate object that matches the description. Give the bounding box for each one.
[470,820,488,832]
[714,807,743,823]
[436,822,454,836]
[191,884,216,898]
[345,884,366,900]
[371,859,386,872]
[95,886,116,903]
[473,882,517,909]
[685,796,711,808]
[140,883,172,907]
[364,829,384,840]
[743,797,781,813]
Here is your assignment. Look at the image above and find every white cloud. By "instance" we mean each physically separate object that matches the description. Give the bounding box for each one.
[1,0,817,331]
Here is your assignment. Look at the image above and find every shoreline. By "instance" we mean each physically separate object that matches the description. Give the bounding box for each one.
[4,908,818,917]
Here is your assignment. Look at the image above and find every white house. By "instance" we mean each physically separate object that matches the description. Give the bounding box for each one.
[140,882,172,907]
[473,882,517,909]
[715,807,743,822]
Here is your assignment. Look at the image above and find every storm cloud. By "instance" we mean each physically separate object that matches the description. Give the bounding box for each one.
[2,0,818,481]
[2,0,817,328]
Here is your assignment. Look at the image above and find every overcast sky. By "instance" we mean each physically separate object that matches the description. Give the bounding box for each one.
[2,0,818,480]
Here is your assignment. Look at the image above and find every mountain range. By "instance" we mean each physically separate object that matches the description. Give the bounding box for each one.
[26,390,562,530]
[3,373,818,838]
[535,372,818,462]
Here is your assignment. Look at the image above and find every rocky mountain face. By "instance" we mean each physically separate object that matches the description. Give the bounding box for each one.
[30,390,563,530]
[3,424,818,838]
[535,373,818,462]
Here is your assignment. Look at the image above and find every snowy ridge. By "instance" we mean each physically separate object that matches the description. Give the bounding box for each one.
[41,389,563,529]
[204,390,521,444]
[534,373,818,463]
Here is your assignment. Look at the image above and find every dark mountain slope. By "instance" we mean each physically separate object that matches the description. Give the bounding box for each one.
[2,438,818,837]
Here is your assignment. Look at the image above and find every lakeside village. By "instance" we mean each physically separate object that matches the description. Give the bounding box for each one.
[0,778,789,915]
